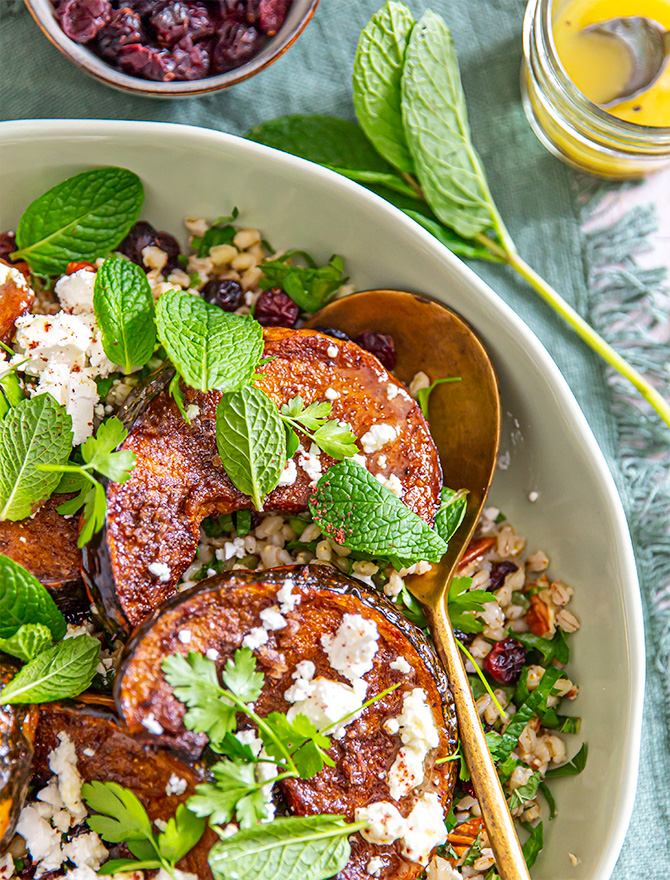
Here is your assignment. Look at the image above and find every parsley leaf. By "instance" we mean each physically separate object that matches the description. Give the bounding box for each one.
[83,780,154,842]
[221,647,264,702]
[0,554,66,640]
[188,759,266,828]
[309,459,448,563]
[0,394,73,522]
[0,623,52,663]
[259,252,348,312]
[260,712,334,779]
[94,256,156,375]
[447,575,490,633]
[280,396,358,460]
[156,288,264,393]
[157,804,206,864]
[216,386,287,510]
[0,634,100,704]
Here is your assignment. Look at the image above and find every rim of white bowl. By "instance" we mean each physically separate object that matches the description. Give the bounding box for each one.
[0,118,645,880]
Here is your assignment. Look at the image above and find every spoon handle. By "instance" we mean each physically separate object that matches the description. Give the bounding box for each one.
[429,599,531,880]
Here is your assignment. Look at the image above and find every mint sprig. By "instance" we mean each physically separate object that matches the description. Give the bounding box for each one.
[0,554,67,640]
[0,394,73,522]
[11,167,144,275]
[0,623,53,663]
[280,396,358,460]
[156,288,264,394]
[93,256,156,375]
[309,459,447,563]
[0,633,100,704]
[216,386,286,510]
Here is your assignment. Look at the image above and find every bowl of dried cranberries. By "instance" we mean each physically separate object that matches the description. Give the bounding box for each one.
[25,0,319,96]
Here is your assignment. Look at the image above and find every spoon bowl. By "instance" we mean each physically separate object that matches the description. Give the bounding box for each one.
[306,289,530,880]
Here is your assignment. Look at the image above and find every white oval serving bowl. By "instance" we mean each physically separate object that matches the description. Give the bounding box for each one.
[0,119,644,880]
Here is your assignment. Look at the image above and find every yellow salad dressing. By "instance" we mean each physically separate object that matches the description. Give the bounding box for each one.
[553,0,670,126]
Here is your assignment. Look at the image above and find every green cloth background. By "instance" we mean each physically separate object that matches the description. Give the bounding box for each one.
[1,1,669,877]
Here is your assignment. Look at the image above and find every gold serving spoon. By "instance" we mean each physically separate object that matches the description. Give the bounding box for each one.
[306,290,530,880]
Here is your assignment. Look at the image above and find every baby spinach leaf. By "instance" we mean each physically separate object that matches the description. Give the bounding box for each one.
[309,459,448,563]
[94,256,156,375]
[208,815,360,880]
[353,0,415,173]
[496,666,563,762]
[216,386,286,510]
[156,288,263,393]
[0,554,66,640]
[246,115,394,173]
[0,394,72,521]
[0,634,100,703]
[12,167,143,275]
[0,623,52,663]
[259,253,347,313]
[401,11,498,239]
[544,743,588,778]
[521,820,544,870]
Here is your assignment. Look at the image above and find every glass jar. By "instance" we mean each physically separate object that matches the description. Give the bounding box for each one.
[522,0,670,178]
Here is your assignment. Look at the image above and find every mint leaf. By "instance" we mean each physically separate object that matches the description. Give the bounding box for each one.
[0,634,100,703]
[309,459,447,563]
[216,386,286,510]
[0,623,52,662]
[156,288,263,393]
[403,210,501,261]
[353,1,416,173]
[221,647,264,703]
[0,394,72,521]
[94,256,156,374]
[208,815,359,880]
[157,804,206,863]
[0,554,67,640]
[12,168,144,275]
[435,487,468,544]
[246,115,394,173]
[80,417,135,482]
[401,12,498,239]
[259,253,347,313]
[188,760,263,828]
[325,168,417,198]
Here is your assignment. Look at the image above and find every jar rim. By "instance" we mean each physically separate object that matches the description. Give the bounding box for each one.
[524,0,670,141]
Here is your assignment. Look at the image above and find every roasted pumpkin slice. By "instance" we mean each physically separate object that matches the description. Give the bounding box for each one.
[83,327,442,632]
[0,494,88,620]
[115,566,458,880]
[33,702,216,879]
[0,660,38,849]
[0,260,34,343]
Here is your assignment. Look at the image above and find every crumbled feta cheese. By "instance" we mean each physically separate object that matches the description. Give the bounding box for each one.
[375,472,404,498]
[178,629,192,644]
[185,403,200,420]
[242,626,269,650]
[206,648,219,661]
[259,605,286,631]
[297,443,323,487]
[0,260,30,291]
[283,659,316,703]
[155,870,198,880]
[386,383,399,401]
[286,676,367,738]
[16,805,64,876]
[390,656,412,674]
[528,491,539,502]
[148,561,171,582]
[387,689,441,800]
[0,854,14,880]
[360,423,398,454]
[62,832,108,872]
[141,712,164,735]
[234,729,263,754]
[355,801,406,845]
[324,387,340,400]
[366,857,385,876]
[384,717,400,735]
[154,818,168,832]
[277,578,300,613]
[82,748,96,758]
[165,773,188,796]
[277,458,298,487]
[49,732,87,823]
[351,453,367,467]
[377,455,387,468]
[320,613,379,681]
[400,792,448,865]
[55,269,96,315]
[326,344,338,358]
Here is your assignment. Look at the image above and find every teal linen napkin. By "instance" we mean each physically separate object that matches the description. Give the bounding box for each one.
[1,2,668,877]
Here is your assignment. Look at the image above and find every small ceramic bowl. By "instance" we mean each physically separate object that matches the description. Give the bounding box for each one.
[25,0,319,97]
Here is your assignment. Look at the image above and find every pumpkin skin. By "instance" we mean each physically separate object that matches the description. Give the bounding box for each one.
[32,701,216,879]
[114,565,458,880]
[0,660,38,850]
[82,328,442,635]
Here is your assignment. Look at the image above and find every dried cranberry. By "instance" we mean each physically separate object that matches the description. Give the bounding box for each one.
[183,2,217,40]
[460,780,476,798]
[117,221,183,274]
[254,288,299,327]
[58,0,112,43]
[313,326,350,342]
[119,43,176,80]
[0,232,17,263]
[151,1,189,46]
[489,561,519,592]
[354,330,397,370]
[258,0,288,35]
[171,36,211,79]
[96,8,143,59]
[202,279,243,311]
[211,20,262,73]
[120,0,156,15]
[483,637,527,686]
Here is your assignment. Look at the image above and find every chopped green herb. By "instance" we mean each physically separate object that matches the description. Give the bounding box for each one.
[259,252,348,312]
[544,742,588,778]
